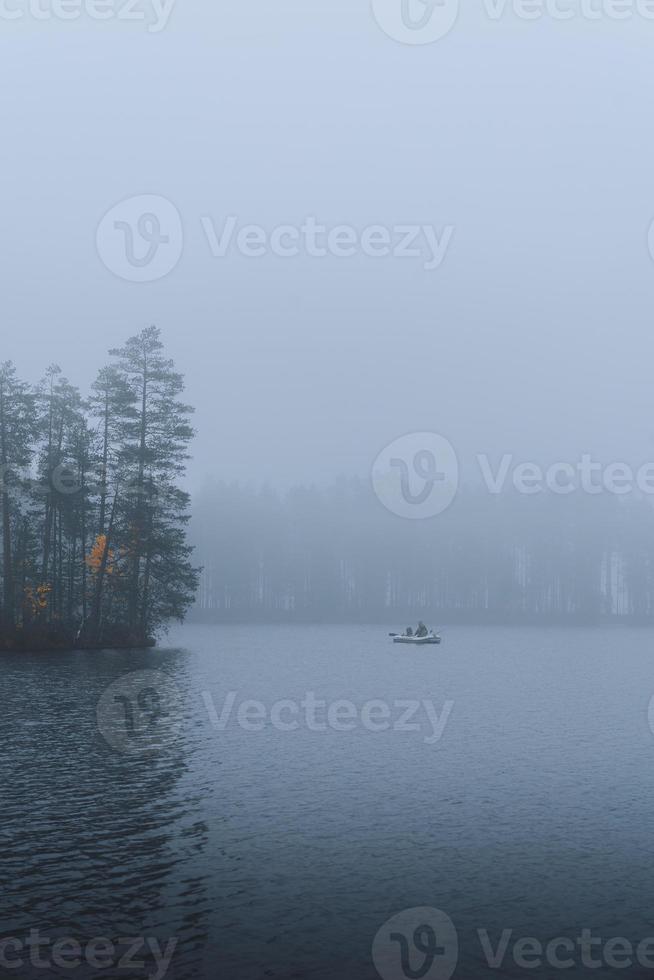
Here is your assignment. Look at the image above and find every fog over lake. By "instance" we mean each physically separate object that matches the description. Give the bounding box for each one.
[3,3,654,980]
[2,2,654,491]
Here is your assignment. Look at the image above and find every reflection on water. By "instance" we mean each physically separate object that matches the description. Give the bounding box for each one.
[3,625,654,979]
[0,647,211,980]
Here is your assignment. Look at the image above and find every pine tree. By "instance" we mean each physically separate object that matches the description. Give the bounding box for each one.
[0,329,198,650]
[0,362,36,630]
[108,326,198,640]
[89,365,136,537]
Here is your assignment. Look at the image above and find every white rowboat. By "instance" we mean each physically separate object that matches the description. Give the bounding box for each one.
[392,633,441,645]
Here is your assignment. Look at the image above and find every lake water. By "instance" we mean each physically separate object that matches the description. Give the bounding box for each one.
[3,624,654,979]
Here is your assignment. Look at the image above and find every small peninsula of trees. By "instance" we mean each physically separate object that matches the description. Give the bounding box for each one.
[0,327,198,650]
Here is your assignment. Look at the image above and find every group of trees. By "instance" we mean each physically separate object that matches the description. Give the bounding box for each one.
[7,325,654,642]
[0,327,198,649]
[191,480,654,624]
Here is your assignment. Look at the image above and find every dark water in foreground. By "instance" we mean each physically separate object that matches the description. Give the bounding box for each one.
[2,624,654,979]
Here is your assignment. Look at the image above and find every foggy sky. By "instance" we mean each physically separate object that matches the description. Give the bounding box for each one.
[2,1,653,491]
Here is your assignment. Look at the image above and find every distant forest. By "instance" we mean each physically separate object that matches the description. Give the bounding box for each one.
[191,481,654,624]
[0,327,198,650]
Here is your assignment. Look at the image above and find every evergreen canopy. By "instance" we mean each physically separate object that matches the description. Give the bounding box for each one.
[0,326,199,650]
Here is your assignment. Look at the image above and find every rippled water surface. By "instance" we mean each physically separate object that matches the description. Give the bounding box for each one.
[3,625,654,979]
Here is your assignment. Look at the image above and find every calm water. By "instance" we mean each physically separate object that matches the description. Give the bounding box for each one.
[3,625,654,979]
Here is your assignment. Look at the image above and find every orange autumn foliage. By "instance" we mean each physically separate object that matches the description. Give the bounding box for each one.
[85,535,116,575]
[24,583,52,617]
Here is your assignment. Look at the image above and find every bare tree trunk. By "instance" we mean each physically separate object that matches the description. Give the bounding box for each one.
[85,492,118,647]
[0,384,14,629]
[80,459,88,623]
[129,360,147,630]
[99,389,109,535]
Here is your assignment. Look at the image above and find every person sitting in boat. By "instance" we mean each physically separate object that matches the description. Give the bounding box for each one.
[405,627,413,637]
[415,621,428,637]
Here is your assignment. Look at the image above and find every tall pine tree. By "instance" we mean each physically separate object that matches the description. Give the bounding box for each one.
[108,326,198,641]
[0,362,36,630]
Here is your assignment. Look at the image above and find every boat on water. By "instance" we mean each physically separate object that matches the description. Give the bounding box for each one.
[392,633,441,645]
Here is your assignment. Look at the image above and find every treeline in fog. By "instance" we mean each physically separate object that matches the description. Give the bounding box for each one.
[0,327,198,650]
[191,480,654,624]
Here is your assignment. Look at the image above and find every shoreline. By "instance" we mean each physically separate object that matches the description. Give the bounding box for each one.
[0,632,157,653]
